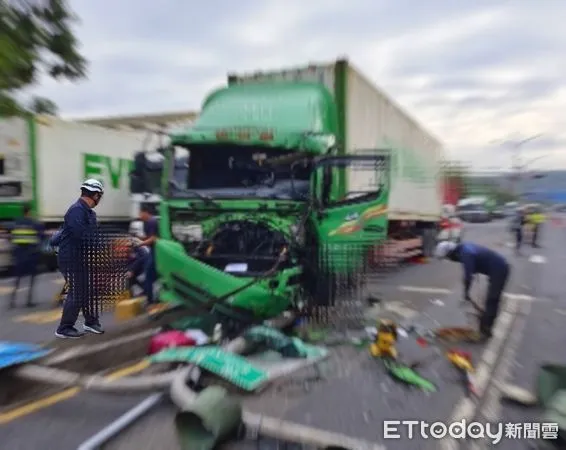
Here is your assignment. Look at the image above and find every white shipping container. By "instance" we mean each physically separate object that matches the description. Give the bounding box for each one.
[228,59,444,222]
[229,63,337,94]
[345,64,443,222]
[0,116,148,222]
[0,117,32,201]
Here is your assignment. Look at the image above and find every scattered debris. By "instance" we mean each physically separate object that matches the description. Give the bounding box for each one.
[369,320,398,359]
[382,358,436,392]
[446,349,477,397]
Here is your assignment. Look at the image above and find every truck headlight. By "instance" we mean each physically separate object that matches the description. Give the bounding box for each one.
[172,223,203,242]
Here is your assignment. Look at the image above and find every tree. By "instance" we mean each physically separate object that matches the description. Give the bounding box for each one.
[488,187,517,204]
[0,0,87,116]
[28,96,58,115]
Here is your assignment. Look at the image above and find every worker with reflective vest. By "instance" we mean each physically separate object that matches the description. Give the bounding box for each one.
[9,204,45,308]
[528,206,545,248]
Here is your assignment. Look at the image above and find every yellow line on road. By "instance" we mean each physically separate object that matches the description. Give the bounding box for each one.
[0,359,151,424]
[0,278,64,296]
[13,309,63,324]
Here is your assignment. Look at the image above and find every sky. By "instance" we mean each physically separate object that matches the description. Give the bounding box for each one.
[31,0,566,171]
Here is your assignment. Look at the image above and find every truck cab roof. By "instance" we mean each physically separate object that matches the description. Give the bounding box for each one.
[170,82,339,154]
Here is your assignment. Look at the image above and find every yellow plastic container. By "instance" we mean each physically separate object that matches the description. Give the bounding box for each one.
[114,297,145,321]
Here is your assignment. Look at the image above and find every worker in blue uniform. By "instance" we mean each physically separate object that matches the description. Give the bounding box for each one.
[9,204,45,309]
[55,179,105,339]
[435,240,510,339]
[137,205,159,305]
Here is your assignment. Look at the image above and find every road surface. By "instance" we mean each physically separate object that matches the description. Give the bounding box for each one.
[0,219,561,449]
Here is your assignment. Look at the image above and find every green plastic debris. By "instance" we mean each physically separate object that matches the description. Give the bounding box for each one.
[175,385,242,450]
[150,346,269,391]
[382,358,436,392]
[297,327,329,343]
[245,325,301,357]
[537,364,566,407]
[244,325,328,359]
[499,364,566,448]
[536,364,566,446]
[170,315,215,333]
[290,337,328,359]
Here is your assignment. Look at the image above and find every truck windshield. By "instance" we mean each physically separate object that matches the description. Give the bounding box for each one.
[169,144,312,201]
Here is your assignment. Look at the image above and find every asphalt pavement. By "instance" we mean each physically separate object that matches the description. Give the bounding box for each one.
[469,218,566,450]
[0,271,120,344]
[0,271,68,343]
[1,219,561,450]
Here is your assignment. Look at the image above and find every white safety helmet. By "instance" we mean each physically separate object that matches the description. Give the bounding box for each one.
[434,240,458,259]
[81,178,104,194]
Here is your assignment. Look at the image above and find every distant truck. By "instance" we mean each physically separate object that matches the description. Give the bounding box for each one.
[442,176,463,206]
[0,115,152,271]
[145,59,449,322]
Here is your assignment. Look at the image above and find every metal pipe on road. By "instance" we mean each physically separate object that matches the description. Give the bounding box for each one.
[77,393,164,450]
[13,363,181,393]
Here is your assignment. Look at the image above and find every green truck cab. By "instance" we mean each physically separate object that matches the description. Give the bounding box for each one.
[152,82,390,325]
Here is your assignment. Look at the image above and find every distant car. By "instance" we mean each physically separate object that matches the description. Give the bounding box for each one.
[491,208,505,219]
[438,204,463,242]
[457,204,491,223]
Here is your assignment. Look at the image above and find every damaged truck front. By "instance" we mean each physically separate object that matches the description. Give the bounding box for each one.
[155,82,390,329]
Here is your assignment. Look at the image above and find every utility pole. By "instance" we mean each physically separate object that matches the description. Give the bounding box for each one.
[506,134,543,201]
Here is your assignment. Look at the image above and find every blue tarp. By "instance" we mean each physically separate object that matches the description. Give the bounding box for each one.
[0,341,50,370]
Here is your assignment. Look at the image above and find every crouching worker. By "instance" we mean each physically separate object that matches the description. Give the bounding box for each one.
[127,240,149,297]
[435,241,510,340]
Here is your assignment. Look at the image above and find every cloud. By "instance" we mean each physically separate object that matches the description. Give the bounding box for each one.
[28,0,566,168]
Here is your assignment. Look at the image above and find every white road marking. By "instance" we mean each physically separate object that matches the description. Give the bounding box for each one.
[398,286,452,294]
[367,301,419,320]
[382,301,419,319]
[528,254,546,264]
[397,286,537,302]
[441,298,522,450]
[470,300,531,448]
[503,293,534,301]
